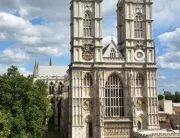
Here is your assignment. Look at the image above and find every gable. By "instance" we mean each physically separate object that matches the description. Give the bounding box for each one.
[103,40,123,58]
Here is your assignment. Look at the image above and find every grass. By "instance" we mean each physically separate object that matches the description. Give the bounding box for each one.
[43,131,61,138]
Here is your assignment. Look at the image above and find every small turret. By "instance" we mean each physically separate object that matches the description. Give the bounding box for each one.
[33,59,39,77]
[49,57,52,66]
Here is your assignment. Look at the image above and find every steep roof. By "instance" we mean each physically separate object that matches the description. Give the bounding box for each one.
[103,40,117,54]
[103,43,110,54]
[38,66,68,77]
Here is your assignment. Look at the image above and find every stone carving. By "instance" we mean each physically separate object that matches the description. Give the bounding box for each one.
[83,99,93,113]
[134,49,145,61]
[136,99,145,111]
[83,100,90,110]
[82,2,92,15]
[104,123,131,137]
[134,40,145,51]
[82,43,94,61]
[82,39,94,44]
[133,4,144,16]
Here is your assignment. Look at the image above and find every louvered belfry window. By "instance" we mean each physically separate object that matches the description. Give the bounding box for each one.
[83,11,92,37]
[134,14,143,38]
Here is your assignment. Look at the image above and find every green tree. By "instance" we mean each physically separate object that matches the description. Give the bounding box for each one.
[158,94,163,100]
[174,92,180,103]
[0,66,52,138]
[0,110,11,138]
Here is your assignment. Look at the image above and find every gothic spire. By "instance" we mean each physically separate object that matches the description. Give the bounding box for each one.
[49,57,52,66]
[33,59,38,77]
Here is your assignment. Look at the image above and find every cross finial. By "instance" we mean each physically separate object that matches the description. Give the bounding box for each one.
[111,34,113,41]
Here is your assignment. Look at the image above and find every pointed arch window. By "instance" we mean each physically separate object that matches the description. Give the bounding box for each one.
[83,11,92,37]
[136,73,144,87]
[49,82,54,95]
[110,48,116,57]
[84,73,93,87]
[136,73,144,96]
[58,82,63,95]
[84,73,92,96]
[105,73,124,117]
[134,14,144,38]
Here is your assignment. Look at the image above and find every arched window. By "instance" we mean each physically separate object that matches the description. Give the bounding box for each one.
[136,73,144,87]
[105,73,124,117]
[58,82,63,95]
[84,73,92,87]
[83,11,92,37]
[110,48,116,57]
[136,73,144,96]
[84,73,93,96]
[134,14,143,38]
[49,82,54,95]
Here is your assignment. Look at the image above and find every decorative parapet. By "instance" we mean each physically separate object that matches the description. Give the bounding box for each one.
[103,57,125,62]
[104,117,132,122]
[133,130,180,138]
[133,131,148,138]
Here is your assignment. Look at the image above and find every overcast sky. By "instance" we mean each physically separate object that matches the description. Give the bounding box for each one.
[0,0,179,93]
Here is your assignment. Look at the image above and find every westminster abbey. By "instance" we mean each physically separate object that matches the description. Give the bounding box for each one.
[34,0,180,138]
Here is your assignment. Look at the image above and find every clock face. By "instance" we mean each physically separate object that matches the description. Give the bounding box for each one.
[137,52,143,58]
[82,43,94,61]
[135,49,145,61]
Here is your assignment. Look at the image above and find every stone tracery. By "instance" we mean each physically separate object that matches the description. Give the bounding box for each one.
[105,73,124,117]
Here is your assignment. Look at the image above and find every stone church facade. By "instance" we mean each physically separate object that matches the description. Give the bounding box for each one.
[33,0,180,138]
[69,0,159,138]
[69,0,159,137]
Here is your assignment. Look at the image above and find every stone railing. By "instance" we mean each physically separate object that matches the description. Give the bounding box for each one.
[103,57,125,62]
[132,131,180,138]
[104,117,131,122]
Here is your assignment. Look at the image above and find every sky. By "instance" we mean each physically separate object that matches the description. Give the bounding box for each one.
[0,0,179,93]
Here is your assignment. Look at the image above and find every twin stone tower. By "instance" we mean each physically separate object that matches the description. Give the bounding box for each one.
[69,0,159,138]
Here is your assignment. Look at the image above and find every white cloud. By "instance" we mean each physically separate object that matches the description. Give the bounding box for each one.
[0,65,8,74]
[158,28,180,69]
[0,12,66,57]
[0,65,32,76]
[153,0,180,28]
[102,0,117,15]
[158,75,166,80]
[0,49,29,64]
[159,28,180,51]
[19,67,32,76]
[103,36,117,46]
[158,81,178,93]
[0,32,7,40]
[25,47,63,57]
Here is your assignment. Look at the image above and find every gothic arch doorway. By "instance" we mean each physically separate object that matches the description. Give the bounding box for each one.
[84,116,93,138]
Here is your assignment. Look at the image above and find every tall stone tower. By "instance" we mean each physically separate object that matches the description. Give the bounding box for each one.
[69,0,103,138]
[117,0,159,131]
[70,0,103,63]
